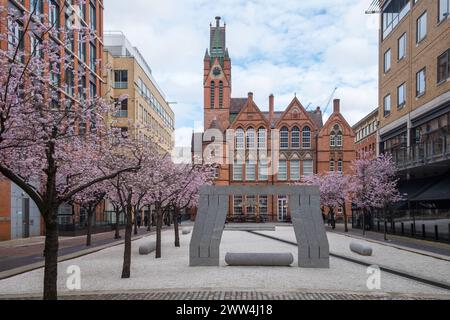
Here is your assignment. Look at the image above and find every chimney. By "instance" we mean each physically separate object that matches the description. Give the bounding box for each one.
[333,99,340,113]
[248,92,254,102]
[215,16,221,27]
[269,94,275,124]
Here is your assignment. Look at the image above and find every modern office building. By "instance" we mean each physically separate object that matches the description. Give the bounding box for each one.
[365,0,450,240]
[0,0,105,240]
[103,31,175,154]
[193,17,356,223]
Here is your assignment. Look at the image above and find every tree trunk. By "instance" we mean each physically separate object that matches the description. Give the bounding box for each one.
[147,207,151,232]
[343,203,349,233]
[43,206,59,300]
[86,209,93,247]
[133,208,138,236]
[362,208,366,236]
[174,207,180,248]
[114,207,121,239]
[156,204,163,259]
[121,203,133,279]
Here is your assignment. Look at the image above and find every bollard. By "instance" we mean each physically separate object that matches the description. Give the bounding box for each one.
[384,221,388,234]
[392,221,396,234]
[411,224,415,238]
[422,224,426,239]
[401,222,405,235]
[435,225,439,242]
[377,221,381,232]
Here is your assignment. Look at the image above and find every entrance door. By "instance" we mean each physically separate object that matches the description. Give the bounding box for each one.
[22,198,30,238]
[278,196,288,222]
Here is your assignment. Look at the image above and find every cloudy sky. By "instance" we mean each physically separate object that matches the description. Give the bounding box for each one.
[105,0,380,147]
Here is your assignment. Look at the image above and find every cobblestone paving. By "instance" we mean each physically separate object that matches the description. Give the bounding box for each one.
[2,290,441,300]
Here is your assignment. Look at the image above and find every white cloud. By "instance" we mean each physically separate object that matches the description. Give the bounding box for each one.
[105,0,379,146]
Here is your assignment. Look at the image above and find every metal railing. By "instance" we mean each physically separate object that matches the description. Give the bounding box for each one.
[352,208,450,243]
[112,110,128,118]
[388,139,450,170]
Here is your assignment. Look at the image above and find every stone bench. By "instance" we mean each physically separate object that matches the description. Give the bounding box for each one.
[139,241,157,255]
[182,228,192,235]
[225,253,294,267]
[350,241,373,256]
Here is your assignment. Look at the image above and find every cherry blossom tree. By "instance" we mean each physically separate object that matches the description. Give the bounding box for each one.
[0,3,142,300]
[71,182,107,247]
[104,145,163,279]
[349,152,403,236]
[168,164,215,247]
[306,172,352,231]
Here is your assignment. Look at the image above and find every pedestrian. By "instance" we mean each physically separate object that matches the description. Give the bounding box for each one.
[137,215,142,229]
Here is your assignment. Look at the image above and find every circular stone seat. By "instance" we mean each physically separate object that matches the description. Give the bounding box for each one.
[225,253,294,267]
[182,228,192,235]
[350,241,373,256]
[139,241,157,255]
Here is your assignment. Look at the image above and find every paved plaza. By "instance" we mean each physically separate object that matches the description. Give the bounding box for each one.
[0,227,449,299]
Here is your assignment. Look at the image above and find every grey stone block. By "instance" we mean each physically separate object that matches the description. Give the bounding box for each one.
[225,253,294,267]
[139,241,156,255]
[189,185,330,269]
[350,241,373,256]
[182,228,191,235]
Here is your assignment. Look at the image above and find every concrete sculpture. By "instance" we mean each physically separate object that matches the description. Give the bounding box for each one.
[139,241,157,255]
[350,241,373,256]
[225,253,294,267]
[189,186,330,268]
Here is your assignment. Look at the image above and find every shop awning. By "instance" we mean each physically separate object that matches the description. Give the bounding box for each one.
[411,174,450,202]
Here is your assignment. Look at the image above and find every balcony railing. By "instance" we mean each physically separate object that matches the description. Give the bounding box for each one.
[389,139,450,170]
[112,110,129,118]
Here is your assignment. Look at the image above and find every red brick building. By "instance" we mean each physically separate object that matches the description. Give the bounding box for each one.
[195,17,356,222]
[352,108,379,160]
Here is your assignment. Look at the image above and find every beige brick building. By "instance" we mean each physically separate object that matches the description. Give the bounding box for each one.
[103,32,175,154]
[362,0,450,238]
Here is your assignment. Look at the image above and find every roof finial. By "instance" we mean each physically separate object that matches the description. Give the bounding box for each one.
[215,16,221,27]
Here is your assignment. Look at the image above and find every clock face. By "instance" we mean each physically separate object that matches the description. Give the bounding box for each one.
[213,67,221,76]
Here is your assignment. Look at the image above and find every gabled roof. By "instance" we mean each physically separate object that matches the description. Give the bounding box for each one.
[230,98,248,114]
[230,97,269,129]
[274,97,320,129]
[320,111,355,136]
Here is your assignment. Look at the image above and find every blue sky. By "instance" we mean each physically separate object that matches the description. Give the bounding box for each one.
[105,0,380,147]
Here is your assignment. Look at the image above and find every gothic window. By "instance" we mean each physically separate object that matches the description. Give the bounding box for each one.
[290,160,301,181]
[302,126,311,149]
[258,160,269,181]
[338,159,343,173]
[330,125,342,148]
[236,128,245,150]
[247,127,256,149]
[292,127,300,149]
[280,127,289,149]
[258,127,267,150]
[246,161,256,181]
[278,160,288,181]
[219,81,224,108]
[233,161,243,181]
[210,81,215,109]
[330,159,335,172]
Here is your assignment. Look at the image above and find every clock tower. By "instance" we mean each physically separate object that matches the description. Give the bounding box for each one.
[203,16,231,131]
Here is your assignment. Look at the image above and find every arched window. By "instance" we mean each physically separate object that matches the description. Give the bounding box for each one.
[330,159,335,172]
[280,127,289,149]
[338,159,343,173]
[247,127,255,149]
[236,128,245,150]
[219,81,223,108]
[258,127,267,150]
[336,131,343,147]
[302,126,311,149]
[291,127,300,149]
[210,81,215,109]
